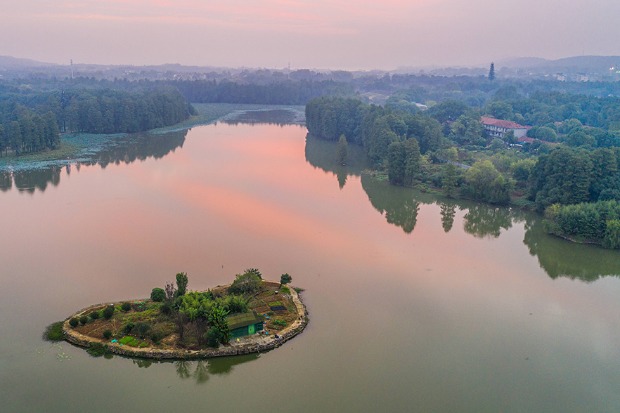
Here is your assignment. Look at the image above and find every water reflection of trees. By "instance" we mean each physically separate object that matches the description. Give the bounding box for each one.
[0,130,187,194]
[0,170,13,191]
[462,205,513,238]
[304,134,369,190]
[12,167,62,193]
[307,133,619,281]
[222,109,303,126]
[439,202,457,233]
[523,216,620,282]
[361,174,423,234]
[131,354,259,385]
[90,130,186,169]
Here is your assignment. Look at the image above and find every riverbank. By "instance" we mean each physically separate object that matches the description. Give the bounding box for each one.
[62,282,308,360]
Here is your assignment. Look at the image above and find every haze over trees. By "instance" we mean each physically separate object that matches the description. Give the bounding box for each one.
[3,65,620,248]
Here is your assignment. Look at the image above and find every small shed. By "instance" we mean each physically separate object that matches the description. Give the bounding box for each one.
[227,312,264,338]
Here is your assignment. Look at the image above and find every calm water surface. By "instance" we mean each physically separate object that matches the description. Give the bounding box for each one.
[1,117,620,412]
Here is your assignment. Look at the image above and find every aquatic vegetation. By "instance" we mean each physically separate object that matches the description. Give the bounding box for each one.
[43,321,64,342]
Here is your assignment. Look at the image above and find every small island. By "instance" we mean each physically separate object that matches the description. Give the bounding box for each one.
[61,269,308,359]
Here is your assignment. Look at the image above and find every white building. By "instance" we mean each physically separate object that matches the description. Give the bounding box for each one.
[480,116,529,139]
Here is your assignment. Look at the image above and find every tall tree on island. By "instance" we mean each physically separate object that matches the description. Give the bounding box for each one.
[280,273,292,287]
[488,62,496,81]
[176,272,188,297]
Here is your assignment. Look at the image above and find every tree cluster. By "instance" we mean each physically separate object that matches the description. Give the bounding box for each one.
[305,96,443,187]
[0,108,59,155]
[171,79,354,105]
[530,146,620,211]
[0,83,193,155]
[544,200,620,249]
[59,87,193,134]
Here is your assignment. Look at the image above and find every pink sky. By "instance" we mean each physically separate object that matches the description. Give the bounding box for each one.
[1,0,619,70]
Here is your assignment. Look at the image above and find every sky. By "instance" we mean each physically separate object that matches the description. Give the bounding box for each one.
[1,0,619,70]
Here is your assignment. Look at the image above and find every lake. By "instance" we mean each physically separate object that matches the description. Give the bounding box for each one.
[1,113,620,412]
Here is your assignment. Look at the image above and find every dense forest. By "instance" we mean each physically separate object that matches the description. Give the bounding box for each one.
[170,79,354,105]
[0,83,193,156]
[305,88,620,248]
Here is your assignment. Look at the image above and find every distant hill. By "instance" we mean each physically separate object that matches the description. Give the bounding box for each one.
[0,55,56,69]
[499,56,620,73]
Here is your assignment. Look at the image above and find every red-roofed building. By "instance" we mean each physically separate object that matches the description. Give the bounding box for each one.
[516,136,535,144]
[480,116,530,139]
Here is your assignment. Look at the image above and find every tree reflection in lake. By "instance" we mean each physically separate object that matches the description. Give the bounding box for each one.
[306,134,620,282]
[336,166,347,189]
[0,170,13,192]
[304,134,368,190]
[222,108,304,126]
[175,360,192,379]
[167,355,260,384]
[13,167,61,193]
[523,215,620,282]
[132,358,152,369]
[127,353,260,385]
[360,174,423,234]
[462,204,514,238]
[439,201,457,233]
[0,129,187,193]
[193,360,210,384]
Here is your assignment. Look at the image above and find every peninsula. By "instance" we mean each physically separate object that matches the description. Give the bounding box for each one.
[61,270,308,359]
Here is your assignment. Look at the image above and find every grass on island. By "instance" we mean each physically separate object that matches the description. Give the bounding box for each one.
[65,272,301,353]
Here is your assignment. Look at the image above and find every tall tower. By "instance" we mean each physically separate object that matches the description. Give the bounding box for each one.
[70,59,74,79]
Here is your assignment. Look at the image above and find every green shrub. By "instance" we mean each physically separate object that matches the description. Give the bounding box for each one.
[151,288,166,302]
[43,321,64,341]
[89,311,100,320]
[79,315,89,325]
[123,322,135,335]
[272,319,287,327]
[69,318,79,328]
[205,328,222,348]
[103,330,112,339]
[160,302,172,315]
[150,331,165,344]
[228,271,262,295]
[102,305,115,320]
[223,295,249,314]
[121,302,131,312]
[244,268,262,279]
[135,322,151,339]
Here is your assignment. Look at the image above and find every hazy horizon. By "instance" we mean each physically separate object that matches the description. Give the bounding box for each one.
[2,0,619,71]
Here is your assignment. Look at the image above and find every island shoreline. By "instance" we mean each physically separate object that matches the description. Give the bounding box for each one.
[62,283,308,360]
